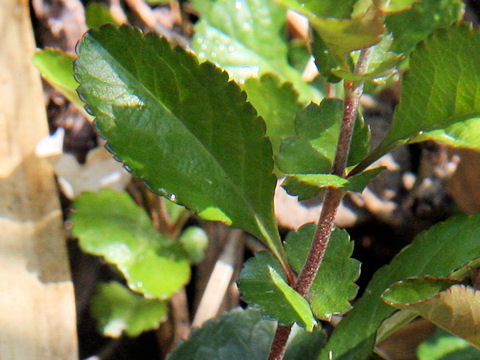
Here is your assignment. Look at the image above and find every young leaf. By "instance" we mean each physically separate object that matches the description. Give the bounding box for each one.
[383,280,480,349]
[385,0,464,55]
[242,74,302,155]
[71,189,190,299]
[319,213,480,360]
[376,0,421,14]
[192,0,320,102]
[75,25,288,270]
[90,281,167,337]
[285,224,360,320]
[237,252,316,331]
[282,167,384,199]
[168,308,326,360]
[417,329,480,360]
[277,0,384,64]
[32,49,86,113]
[278,0,356,19]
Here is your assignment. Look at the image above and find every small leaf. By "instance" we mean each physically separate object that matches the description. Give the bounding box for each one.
[386,0,464,55]
[243,74,302,155]
[237,252,316,330]
[375,0,422,14]
[71,189,190,299]
[75,25,288,270]
[282,167,384,199]
[168,308,326,360]
[278,0,384,63]
[90,281,167,337]
[320,214,480,360]
[278,0,356,19]
[85,2,118,28]
[178,226,208,264]
[384,281,480,349]
[285,224,360,320]
[417,329,480,360]
[192,0,320,102]
[32,49,86,112]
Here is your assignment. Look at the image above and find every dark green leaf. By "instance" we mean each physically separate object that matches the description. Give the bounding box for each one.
[32,49,86,112]
[178,226,208,264]
[237,252,316,330]
[386,0,464,55]
[90,281,167,337]
[243,74,302,155]
[75,25,288,270]
[312,30,343,83]
[168,308,326,360]
[417,329,480,360]
[320,214,480,360]
[85,2,118,28]
[71,189,190,299]
[192,0,320,102]
[285,224,360,320]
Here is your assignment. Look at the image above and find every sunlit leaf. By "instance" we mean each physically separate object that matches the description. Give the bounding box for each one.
[71,189,190,299]
[90,281,167,337]
[75,25,288,269]
[192,0,320,102]
[85,2,118,28]
[417,329,480,360]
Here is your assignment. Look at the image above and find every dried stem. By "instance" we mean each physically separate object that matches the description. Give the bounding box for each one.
[268,47,373,360]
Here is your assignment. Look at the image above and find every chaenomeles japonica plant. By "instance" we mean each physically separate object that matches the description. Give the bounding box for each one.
[34,0,480,358]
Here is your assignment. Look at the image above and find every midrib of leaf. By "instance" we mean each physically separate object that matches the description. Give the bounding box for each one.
[85,34,284,264]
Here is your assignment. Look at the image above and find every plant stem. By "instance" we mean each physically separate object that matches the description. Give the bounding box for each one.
[268,47,373,360]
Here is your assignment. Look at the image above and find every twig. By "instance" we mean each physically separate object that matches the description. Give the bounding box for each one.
[192,229,243,327]
[268,47,373,360]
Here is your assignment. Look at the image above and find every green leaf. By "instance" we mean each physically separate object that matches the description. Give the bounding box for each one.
[375,0,422,14]
[85,2,118,28]
[385,0,464,55]
[417,329,480,360]
[383,280,480,349]
[178,226,208,264]
[278,0,356,19]
[276,99,344,175]
[320,213,480,360]
[237,252,316,330]
[365,24,480,170]
[71,189,190,299]
[243,74,303,155]
[90,281,168,337]
[285,224,360,320]
[32,49,86,112]
[75,25,288,270]
[168,308,326,360]
[278,0,384,64]
[192,0,320,102]
[282,167,384,199]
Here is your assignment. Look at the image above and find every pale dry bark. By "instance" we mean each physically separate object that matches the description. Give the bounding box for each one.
[0,1,78,359]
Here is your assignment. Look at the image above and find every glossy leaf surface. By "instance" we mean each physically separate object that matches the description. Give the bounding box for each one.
[320,214,480,360]
[90,282,167,337]
[71,189,190,299]
[285,225,360,320]
[168,308,326,360]
[192,0,320,102]
[237,252,316,330]
[75,25,288,268]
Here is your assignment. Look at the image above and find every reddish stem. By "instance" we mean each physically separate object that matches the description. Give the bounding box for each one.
[267,47,373,360]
